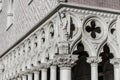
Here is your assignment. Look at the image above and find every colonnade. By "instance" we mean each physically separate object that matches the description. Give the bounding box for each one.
[2,54,119,80]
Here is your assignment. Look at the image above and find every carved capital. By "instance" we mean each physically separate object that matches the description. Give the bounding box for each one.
[87,56,102,66]
[39,63,50,69]
[110,58,120,68]
[53,54,78,68]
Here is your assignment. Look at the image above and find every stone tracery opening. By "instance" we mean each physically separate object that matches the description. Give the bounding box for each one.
[72,41,91,80]
[99,44,114,80]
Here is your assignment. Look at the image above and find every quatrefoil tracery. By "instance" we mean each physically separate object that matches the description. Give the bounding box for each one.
[83,18,104,41]
[85,20,101,38]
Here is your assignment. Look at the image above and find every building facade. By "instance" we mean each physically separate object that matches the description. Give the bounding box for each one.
[0,0,120,80]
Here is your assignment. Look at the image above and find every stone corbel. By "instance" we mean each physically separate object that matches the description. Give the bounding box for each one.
[53,54,78,68]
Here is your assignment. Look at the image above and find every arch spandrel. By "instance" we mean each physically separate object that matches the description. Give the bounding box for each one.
[82,15,108,43]
[71,15,108,57]
[71,38,96,57]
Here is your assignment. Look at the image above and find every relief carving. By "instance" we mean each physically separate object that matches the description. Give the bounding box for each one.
[53,54,78,67]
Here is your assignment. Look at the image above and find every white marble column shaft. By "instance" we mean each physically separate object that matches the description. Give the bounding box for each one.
[34,71,39,80]
[114,65,120,80]
[28,73,33,80]
[22,75,27,80]
[41,69,47,80]
[91,63,98,80]
[50,66,57,80]
[87,57,102,80]
[110,58,120,80]
[17,77,22,80]
[60,67,71,80]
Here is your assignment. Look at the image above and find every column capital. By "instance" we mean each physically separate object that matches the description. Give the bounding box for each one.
[53,54,78,68]
[39,63,50,69]
[87,56,102,66]
[31,63,49,72]
[110,58,120,68]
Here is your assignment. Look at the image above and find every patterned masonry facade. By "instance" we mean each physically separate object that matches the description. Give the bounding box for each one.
[0,0,120,80]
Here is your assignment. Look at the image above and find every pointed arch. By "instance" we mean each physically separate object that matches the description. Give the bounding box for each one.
[71,37,96,56]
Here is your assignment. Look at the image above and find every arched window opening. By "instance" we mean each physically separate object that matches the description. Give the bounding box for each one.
[99,44,114,80]
[72,42,91,80]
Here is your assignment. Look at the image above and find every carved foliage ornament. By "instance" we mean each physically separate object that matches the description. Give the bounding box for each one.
[53,54,78,67]
[87,56,102,64]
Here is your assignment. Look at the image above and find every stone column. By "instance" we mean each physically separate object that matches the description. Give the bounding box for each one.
[22,75,27,80]
[50,66,57,80]
[60,67,71,80]
[39,63,49,80]
[87,56,102,80]
[17,77,22,80]
[110,58,120,80]
[41,69,47,80]
[54,54,78,80]
[27,73,33,80]
[34,71,40,80]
